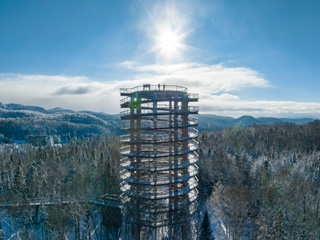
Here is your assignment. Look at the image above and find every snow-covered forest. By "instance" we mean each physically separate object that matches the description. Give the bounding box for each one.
[0,121,320,239]
[199,121,320,239]
[0,136,121,239]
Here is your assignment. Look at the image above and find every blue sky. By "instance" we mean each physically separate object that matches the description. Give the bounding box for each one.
[0,0,320,117]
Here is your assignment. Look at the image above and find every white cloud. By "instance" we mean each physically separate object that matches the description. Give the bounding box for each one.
[119,61,136,68]
[200,94,320,118]
[0,62,319,118]
[0,73,87,83]
[0,73,115,112]
[132,62,271,94]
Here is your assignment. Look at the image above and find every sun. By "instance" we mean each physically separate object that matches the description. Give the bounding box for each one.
[156,27,182,60]
[145,2,192,62]
[152,24,189,62]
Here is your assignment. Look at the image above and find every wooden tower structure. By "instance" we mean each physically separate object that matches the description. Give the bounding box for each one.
[120,84,199,239]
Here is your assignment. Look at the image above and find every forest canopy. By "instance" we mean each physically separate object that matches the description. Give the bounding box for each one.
[0,120,319,239]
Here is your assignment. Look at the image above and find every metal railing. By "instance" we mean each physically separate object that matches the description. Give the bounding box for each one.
[130,200,198,227]
[120,96,130,105]
[120,118,198,130]
[120,139,198,152]
[121,165,199,186]
[0,194,122,208]
[120,128,198,143]
[121,92,198,107]
[120,85,187,94]
[120,106,199,117]
[120,152,199,169]
[120,139,198,157]
[132,189,198,214]
[123,176,198,200]
[121,156,199,172]
[188,93,199,100]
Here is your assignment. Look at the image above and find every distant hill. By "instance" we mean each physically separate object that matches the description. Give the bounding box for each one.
[198,114,314,131]
[197,114,234,131]
[5,103,48,113]
[47,107,75,114]
[0,102,121,141]
[0,102,316,142]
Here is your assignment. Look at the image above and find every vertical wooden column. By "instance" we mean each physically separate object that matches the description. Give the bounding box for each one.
[181,96,190,199]
[136,94,142,240]
[152,93,158,203]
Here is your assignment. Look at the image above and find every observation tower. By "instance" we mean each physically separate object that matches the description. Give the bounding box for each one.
[120,84,199,238]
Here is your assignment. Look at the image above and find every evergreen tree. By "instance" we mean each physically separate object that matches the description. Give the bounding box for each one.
[0,221,4,240]
[199,211,214,240]
[273,209,286,240]
[13,162,25,196]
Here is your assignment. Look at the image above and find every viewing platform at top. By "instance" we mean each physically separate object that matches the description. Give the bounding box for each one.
[120,84,187,96]
[120,84,199,108]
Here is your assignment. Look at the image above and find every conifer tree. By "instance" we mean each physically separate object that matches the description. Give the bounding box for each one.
[199,211,214,240]
[0,221,4,240]
[13,162,25,196]
[273,209,286,240]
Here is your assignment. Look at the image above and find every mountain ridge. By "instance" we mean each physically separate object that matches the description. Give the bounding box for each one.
[0,102,316,142]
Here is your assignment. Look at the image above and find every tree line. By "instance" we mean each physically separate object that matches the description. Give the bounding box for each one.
[198,121,320,239]
[1,120,320,239]
[0,135,121,239]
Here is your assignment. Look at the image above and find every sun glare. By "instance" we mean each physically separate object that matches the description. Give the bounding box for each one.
[153,25,188,62]
[146,2,192,62]
[156,27,182,60]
